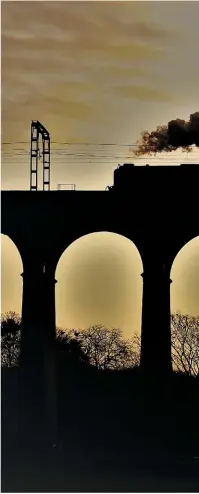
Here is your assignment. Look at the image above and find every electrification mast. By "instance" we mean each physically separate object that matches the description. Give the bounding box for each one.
[30,120,50,191]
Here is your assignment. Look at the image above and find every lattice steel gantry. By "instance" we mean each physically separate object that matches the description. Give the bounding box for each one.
[30,120,50,191]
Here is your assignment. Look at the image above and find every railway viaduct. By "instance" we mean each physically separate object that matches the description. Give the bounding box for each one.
[1,163,199,445]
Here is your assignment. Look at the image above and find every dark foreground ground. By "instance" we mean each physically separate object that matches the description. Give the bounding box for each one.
[2,363,199,492]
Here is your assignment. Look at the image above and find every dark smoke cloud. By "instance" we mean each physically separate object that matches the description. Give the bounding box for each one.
[132,111,199,156]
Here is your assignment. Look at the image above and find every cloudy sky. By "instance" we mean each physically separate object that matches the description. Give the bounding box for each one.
[1,1,199,338]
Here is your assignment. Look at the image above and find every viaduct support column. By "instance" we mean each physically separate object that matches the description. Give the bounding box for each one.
[19,257,57,451]
[140,262,172,377]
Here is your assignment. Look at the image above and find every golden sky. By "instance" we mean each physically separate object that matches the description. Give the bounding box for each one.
[1,1,199,338]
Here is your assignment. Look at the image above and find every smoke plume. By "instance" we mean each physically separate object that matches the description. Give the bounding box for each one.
[132,111,199,156]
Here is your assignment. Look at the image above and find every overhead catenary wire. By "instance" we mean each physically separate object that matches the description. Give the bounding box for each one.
[2,141,199,153]
[2,141,146,146]
[2,140,198,148]
[2,156,199,160]
[2,151,199,159]
[2,156,199,161]
[2,141,199,166]
[2,152,197,158]
[2,140,198,155]
[2,152,199,159]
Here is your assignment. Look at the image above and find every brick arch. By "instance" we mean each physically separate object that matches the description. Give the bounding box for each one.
[1,232,25,271]
[170,235,199,315]
[55,228,144,275]
[55,230,143,341]
[1,233,24,316]
[170,234,199,275]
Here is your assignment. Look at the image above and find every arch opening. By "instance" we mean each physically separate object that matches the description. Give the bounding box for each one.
[1,234,23,318]
[55,232,143,368]
[1,234,23,369]
[170,236,199,376]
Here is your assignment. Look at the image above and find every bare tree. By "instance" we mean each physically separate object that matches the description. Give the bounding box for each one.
[56,327,88,364]
[171,312,199,377]
[1,311,198,376]
[121,313,199,377]
[71,325,140,370]
[129,333,141,366]
[1,311,21,367]
[121,313,199,376]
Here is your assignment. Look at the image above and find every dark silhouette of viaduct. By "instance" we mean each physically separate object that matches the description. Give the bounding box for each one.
[1,163,199,446]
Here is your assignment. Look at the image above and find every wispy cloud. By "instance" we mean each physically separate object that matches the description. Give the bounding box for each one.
[1,1,199,146]
[113,85,173,102]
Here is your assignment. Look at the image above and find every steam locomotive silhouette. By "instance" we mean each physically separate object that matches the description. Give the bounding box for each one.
[105,163,199,191]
